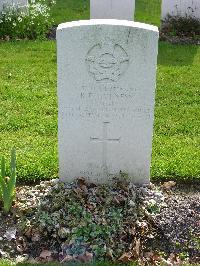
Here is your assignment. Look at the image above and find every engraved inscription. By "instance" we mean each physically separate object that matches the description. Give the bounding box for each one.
[62,106,151,120]
[86,41,129,82]
[90,122,120,176]
[61,83,152,120]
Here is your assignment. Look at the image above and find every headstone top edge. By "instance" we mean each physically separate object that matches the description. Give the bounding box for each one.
[57,19,158,33]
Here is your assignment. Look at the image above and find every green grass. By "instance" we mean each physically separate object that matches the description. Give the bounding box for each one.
[152,43,200,181]
[51,0,161,26]
[135,0,161,26]
[0,261,198,266]
[0,41,58,181]
[51,0,89,25]
[0,260,197,266]
[0,0,199,182]
[0,261,132,266]
[0,41,199,182]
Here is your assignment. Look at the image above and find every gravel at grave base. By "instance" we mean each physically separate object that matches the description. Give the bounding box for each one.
[156,189,199,253]
[147,186,200,262]
[0,178,199,265]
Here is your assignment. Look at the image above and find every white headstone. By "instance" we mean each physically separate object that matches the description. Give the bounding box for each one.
[162,0,200,19]
[57,20,158,184]
[90,0,135,20]
[0,0,28,12]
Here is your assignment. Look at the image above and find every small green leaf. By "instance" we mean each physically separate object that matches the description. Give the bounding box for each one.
[0,149,16,213]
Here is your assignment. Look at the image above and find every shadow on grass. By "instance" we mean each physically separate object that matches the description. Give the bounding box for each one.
[158,41,199,66]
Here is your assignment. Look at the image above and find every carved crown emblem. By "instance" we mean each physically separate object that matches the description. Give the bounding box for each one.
[85,41,129,82]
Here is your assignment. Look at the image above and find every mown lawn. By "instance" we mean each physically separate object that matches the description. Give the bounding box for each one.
[153,43,200,180]
[0,41,199,182]
[51,0,89,25]
[0,41,57,181]
[0,0,199,182]
[51,0,161,26]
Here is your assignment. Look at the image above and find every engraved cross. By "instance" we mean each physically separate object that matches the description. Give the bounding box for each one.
[90,122,120,176]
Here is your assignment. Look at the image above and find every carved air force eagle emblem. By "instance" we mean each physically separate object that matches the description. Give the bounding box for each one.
[85,41,129,82]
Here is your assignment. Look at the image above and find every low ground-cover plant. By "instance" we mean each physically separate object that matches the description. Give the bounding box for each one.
[0,148,16,213]
[0,0,55,40]
[10,178,199,264]
[161,14,200,38]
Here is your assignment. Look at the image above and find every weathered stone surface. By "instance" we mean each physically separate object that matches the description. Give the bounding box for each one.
[57,20,158,184]
[90,0,135,20]
[162,0,200,19]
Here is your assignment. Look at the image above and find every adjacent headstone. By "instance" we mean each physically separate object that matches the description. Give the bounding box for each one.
[90,0,135,20]
[57,20,158,184]
[0,0,28,12]
[162,0,200,19]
